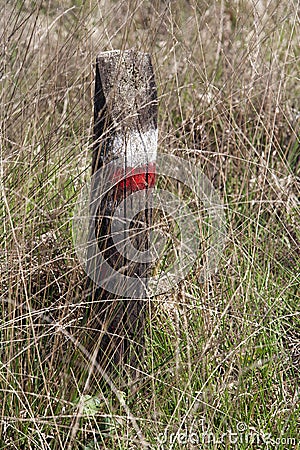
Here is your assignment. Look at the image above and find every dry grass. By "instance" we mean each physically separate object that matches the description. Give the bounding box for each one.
[1,0,299,449]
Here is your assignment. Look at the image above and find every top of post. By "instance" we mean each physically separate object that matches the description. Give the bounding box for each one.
[95,48,157,133]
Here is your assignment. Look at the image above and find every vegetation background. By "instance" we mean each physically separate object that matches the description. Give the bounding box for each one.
[1,0,299,448]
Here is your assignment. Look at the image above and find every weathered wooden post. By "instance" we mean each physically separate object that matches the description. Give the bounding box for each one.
[87,49,157,380]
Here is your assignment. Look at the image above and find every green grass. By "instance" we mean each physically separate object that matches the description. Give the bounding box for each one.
[1,0,299,449]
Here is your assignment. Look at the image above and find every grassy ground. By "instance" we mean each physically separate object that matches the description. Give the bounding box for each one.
[1,0,299,449]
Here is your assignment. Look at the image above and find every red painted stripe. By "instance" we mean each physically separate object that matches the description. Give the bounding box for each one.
[113,162,156,196]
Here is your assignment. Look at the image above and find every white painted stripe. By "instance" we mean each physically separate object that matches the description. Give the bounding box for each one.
[111,128,158,168]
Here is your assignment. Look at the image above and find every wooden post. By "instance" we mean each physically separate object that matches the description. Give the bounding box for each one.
[88,49,158,380]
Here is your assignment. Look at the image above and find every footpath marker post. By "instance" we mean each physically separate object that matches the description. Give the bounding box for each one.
[89,49,158,379]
